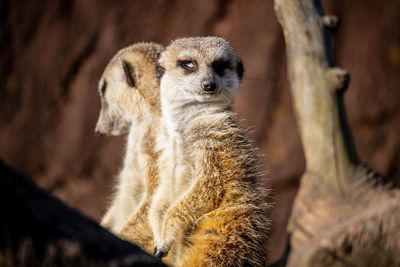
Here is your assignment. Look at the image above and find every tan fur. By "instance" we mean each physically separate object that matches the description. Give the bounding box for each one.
[150,37,272,266]
[95,43,164,248]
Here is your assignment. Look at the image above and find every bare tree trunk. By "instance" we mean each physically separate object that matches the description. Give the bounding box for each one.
[274,0,400,266]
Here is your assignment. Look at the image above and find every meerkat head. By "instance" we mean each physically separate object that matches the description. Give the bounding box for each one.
[95,42,164,136]
[157,36,243,108]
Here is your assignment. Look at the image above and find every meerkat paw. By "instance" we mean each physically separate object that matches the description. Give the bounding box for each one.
[153,246,169,259]
[153,235,173,259]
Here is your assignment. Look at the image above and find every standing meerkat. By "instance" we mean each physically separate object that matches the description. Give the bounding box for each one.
[149,36,271,266]
[95,42,164,251]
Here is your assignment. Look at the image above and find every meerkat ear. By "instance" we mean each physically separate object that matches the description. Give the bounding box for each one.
[122,60,135,87]
[237,60,244,81]
[155,63,165,83]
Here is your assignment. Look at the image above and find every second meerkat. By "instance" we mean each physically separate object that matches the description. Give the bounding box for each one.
[95,43,166,256]
[150,37,271,266]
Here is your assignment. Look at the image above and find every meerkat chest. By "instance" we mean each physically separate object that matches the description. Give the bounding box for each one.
[123,123,152,179]
[160,103,197,197]
[166,134,193,196]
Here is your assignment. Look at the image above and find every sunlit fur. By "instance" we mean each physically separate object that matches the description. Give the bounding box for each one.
[149,37,272,266]
[95,43,166,257]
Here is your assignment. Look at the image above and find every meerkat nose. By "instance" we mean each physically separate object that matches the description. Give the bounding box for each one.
[202,80,217,92]
[94,128,104,136]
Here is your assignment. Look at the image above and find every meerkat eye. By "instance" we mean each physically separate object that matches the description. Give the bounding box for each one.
[177,60,197,73]
[212,59,231,76]
[100,80,107,96]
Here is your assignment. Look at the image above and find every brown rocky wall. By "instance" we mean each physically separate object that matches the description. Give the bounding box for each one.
[1,0,399,262]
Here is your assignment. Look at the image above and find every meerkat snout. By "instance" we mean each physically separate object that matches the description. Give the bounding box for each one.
[201,79,217,92]
[94,128,104,136]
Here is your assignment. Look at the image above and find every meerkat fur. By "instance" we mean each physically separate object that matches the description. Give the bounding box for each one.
[150,36,271,266]
[95,43,165,252]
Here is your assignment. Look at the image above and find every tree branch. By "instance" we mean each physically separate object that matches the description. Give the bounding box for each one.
[273,0,400,266]
[274,0,361,192]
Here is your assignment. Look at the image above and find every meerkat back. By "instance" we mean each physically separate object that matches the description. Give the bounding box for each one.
[151,37,271,266]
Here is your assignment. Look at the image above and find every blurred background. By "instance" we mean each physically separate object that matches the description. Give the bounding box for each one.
[1,0,399,263]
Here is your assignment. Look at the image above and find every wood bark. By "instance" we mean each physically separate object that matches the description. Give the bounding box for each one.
[274,0,400,266]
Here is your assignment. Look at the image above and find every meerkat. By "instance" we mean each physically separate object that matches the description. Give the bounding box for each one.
[149,36,271,266]
[94,42,165,254]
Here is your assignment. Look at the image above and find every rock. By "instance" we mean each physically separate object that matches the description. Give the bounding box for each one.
[0,160,166,267]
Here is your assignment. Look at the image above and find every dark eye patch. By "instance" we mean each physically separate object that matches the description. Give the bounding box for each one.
[177,60,198,73]
[236,60,244,81]
[212,59,231,76]
[101,80,107,96]
[122,60,135,87]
